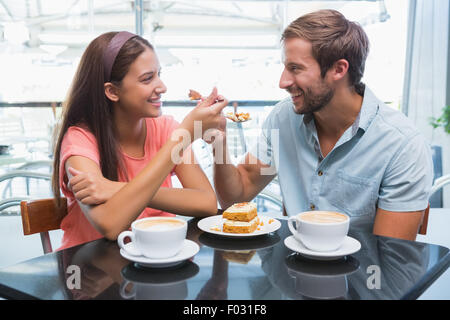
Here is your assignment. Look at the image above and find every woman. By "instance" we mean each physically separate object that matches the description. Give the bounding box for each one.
[52,31,227,250]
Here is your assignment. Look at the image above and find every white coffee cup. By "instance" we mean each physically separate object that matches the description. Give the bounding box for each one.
[117,217,187,259]
[288,211,350,252]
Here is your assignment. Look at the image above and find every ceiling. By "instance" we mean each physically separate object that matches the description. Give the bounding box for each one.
[0,0,393,103]
[0,0,386,50]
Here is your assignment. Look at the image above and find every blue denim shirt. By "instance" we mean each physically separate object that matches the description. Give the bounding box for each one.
[250,87,433,227]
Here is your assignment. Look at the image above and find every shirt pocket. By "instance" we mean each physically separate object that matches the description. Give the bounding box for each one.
[325,170,378,217]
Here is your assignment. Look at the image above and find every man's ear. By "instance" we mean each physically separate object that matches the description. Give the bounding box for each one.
[331,59,349,81]
[104,82,119,102]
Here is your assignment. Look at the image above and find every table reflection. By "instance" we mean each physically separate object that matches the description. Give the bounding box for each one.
[120,262,199,300]
[196,250,229,300]
[58,240,129,299]
[196,231,281,299]
[198,232,281,252]
[9,217,437,300]
[256,223,430,300]
[285,254,359,299]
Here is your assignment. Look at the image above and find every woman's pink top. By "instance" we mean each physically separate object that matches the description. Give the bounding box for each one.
[58,116,179,250]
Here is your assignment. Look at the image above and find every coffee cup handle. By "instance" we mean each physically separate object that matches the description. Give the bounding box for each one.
[117,231,142,256]
[288,216,299,235]
[119,280,136,299]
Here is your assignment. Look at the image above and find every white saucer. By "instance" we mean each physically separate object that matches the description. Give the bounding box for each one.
[120,239,200,268]
[197,215,281,238]
[284,236,361,261]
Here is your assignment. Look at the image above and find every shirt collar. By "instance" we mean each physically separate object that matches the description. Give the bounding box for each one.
[303,112,314,125]
[357,86,380,132]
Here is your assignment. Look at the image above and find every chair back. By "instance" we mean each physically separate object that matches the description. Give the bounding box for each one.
[422,174,450,235]
[20,198,67,254]
[226,121,247,158]
[430,145,443,208]
[418,204,430,235]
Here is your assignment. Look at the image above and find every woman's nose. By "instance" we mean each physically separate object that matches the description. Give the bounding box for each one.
[156,78,167,94]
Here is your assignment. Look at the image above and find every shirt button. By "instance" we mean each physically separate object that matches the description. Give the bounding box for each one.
[310,204,316,210]
[318,171,323,176]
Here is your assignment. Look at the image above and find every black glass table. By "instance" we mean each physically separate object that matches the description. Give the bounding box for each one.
[0,216,448,300]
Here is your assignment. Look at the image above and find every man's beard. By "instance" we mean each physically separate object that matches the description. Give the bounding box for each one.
[289,82,334,115]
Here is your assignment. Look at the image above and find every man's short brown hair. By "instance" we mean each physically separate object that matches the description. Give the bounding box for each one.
[282,9,369,95]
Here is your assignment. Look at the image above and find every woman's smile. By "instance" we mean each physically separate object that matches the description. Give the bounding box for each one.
[148,98,162,108]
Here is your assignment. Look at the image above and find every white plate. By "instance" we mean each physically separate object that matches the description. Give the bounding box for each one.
[197,215,281,238]
[120,239,200,268]
[284,236,361,261]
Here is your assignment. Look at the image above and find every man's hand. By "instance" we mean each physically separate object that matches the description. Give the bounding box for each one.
[68,167,125,205]
[203,128,227,155]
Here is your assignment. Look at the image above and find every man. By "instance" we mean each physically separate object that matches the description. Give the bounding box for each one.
[210,9,433,241]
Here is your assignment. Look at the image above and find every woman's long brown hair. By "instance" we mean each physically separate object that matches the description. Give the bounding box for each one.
[52,32,153,206]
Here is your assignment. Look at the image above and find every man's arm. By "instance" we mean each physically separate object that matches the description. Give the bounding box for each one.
[213,147,276,210]
[372,208,425,241]
[374,133,433,241]
[207,109,278,209]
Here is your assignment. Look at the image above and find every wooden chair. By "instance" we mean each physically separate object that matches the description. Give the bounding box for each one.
[418,204,430,235]
[20,198,67,254]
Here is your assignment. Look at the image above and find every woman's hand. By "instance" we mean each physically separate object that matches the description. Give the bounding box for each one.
[68,167,125,205]
[179,87,228,141]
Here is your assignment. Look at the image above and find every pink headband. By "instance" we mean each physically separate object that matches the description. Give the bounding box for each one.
[103,31,137,82]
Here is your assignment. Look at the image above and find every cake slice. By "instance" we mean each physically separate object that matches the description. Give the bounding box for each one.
[188,89,202,100]
[223,202,258,234]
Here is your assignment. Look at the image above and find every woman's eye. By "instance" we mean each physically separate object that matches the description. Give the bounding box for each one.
[142,70,161,82]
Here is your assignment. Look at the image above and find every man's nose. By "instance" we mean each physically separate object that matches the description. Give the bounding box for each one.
[279,68,294,89]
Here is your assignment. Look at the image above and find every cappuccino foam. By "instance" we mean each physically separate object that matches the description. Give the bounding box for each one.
[136,219,184,231]
[299,211,347,224]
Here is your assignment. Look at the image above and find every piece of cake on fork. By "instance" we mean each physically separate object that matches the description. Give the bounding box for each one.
[222,202,259,233]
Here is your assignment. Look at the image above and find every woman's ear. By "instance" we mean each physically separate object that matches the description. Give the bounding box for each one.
[104,82,119,102]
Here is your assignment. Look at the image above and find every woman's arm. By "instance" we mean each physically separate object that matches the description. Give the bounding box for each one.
[66,131,191,240]
[65,89,227,240]
[147,147,217,217]
[69,147,217,218]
